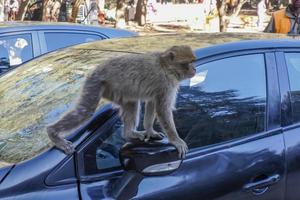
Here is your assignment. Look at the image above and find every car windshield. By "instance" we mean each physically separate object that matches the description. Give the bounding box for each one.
[0,48,129,166]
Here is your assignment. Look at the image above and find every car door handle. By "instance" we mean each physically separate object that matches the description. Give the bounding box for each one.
[243,174,280,195]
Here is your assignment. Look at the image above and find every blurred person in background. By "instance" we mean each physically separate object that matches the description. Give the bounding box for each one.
[257,0,267,31]
[264,0,300,34]
[8,0,19,20]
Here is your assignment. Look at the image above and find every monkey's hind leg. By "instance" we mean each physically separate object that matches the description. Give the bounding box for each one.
[143,101,165,142]
[47,126,75,154]
[121,101,145,141]
[47,71,105,154]
[46,105,96,154]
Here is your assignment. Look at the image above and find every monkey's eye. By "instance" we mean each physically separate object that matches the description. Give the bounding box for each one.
[180,63,190,69]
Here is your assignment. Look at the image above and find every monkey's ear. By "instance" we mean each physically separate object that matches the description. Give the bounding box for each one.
[161,50,176,61]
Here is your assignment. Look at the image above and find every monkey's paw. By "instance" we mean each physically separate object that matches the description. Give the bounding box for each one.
[55,139,75,154]
[130,130,146,141]
[144,130,165,142]
[169,138,188,159]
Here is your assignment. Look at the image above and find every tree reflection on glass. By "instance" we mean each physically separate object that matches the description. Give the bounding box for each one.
[171,53,267,149]
[175,86,266,149]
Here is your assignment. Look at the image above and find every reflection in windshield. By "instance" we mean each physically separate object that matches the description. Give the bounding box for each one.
[175,54,266,149]
[0,49,128,164]
[175,87,266,148]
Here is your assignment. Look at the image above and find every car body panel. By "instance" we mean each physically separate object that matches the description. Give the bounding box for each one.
[0,149,78,200]
[79,129,285,200]
[283,126,300,200]
[123,133,285,200]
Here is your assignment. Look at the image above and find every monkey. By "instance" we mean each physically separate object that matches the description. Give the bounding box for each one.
[46,45,197,158]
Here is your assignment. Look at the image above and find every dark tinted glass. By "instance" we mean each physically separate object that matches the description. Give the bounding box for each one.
[0,34,33,73]
[285,53,300,123]
[83,119,126,174]
[45,32,102,52]
[173,54,267,149]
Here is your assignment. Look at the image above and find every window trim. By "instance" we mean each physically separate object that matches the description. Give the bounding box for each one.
[0,31,40,63]
[279,50,300,128]
[266,52,281,130]
[186,50,281,159]
[76,113,123,182]
[0,31,40,56]
[38,30,106,55]
[195,49,276,65]
[187,127,282,159]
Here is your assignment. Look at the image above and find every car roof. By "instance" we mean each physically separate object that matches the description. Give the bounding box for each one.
[57,32,300,60]
[0,21,137,38]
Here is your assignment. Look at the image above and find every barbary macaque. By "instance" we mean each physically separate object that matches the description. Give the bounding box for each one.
[47,45,197,158]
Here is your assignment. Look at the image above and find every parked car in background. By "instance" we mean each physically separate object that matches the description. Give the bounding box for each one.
[0,33,300,199]
[0,22,137,74]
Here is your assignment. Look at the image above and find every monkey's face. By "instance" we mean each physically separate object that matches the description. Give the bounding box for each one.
[162,45,197,80]
[167,59,196,80]
[175,61,196,80]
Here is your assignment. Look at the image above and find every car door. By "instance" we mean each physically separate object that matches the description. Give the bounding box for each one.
[77,52,285,200]
[38,30,105,54]
[278,50,300,200]
[0,31,40,73]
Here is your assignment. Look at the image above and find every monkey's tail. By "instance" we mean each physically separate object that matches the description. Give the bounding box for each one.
[47,70,104,135]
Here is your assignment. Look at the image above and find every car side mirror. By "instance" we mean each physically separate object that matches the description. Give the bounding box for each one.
[119,139,182,176]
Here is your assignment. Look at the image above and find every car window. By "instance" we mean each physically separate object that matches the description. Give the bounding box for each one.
[174,54,267,149]
[83,119,126,175]
[285,53,300,123]
[44,32,103,52]
[0,34,33,72]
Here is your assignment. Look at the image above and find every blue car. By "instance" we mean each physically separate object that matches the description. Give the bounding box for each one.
[0,22,137,74]
[0,33,300,200]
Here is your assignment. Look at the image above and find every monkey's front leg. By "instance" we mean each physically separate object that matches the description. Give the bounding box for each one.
[121,102,145,141]
[155,98,188,158]
[143,101,165,142]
